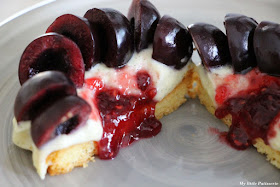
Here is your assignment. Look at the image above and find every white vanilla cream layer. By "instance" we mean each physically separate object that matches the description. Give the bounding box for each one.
[13,47,191,179]
[84,47,190,101]
[195,64,234,107]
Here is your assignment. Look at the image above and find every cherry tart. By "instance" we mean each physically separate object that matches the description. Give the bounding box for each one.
[12,0,280,180]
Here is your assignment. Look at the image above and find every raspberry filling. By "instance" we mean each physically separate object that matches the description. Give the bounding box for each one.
[84,70,161,159]
[215,68,280,150]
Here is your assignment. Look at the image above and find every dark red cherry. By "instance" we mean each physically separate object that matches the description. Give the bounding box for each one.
[254,21,280,76]
[188,23,231,70]
[31,95,91,148]
[18,33,85,87]
[46,14,100,70]
[14,71,77,122]
[84,8,133,68]
[128,0,160,52]
[224,14,258,74]
[152,15,193,69]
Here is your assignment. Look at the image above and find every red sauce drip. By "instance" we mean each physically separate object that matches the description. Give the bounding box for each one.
[95,71,161,159]
[215,69,280,150]
[208,127,230,146]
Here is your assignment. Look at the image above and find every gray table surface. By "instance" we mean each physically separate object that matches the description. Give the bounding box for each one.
[1,0,43,22]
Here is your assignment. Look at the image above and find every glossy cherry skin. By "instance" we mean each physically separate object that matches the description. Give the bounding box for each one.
[18,33,85,87]
[31,95,91,148]
[224,13,258,74]
[84,8,133,68]
[188,23,231,70]
[128,0,160,52]
[152,15,193,69]
[254,21,280,76]
[46,14,101,70]
[14,71,77,122]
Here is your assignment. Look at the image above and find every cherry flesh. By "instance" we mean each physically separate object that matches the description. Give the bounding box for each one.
[46,14,101,70]
[31,95,91,148]
[18,33,85,87]
[14,71,76,122]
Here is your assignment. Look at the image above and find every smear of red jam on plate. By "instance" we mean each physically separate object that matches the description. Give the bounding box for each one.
[208,127,230,146]
[215,68,280,150]
[84,70,161,159]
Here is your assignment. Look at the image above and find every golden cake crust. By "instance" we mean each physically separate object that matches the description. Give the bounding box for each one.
[47,141,98,176]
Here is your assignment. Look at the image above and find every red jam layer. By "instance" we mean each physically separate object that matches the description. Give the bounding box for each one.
[215,68,280,150]
[86,71,161,159]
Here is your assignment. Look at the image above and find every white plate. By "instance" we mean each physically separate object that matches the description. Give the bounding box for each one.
[0,0,280,186]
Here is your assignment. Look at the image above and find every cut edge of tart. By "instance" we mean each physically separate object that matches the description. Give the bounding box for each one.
[13,46,196,179]
[193,64,280,169]
[16,62,197,177]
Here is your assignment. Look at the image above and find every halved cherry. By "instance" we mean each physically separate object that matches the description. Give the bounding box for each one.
[84,8,133,68]
[18,33,85,87]
[224,13,258,73]
[14,71,77,122]
[128,0,160,52]
[254,21,280,76]
[152,15,193,69]
[188,23,231,70]
[31,95,91,148]
[46,14,100,70]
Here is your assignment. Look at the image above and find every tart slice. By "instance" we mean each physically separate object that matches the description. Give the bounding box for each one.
[189,15,280,168]
[13,0,195,179]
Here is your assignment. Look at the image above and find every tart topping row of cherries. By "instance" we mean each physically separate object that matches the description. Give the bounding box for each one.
[190,14,280,76]
[14,0,280,152]
[18,0,280,89]
[18,0,194,87]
